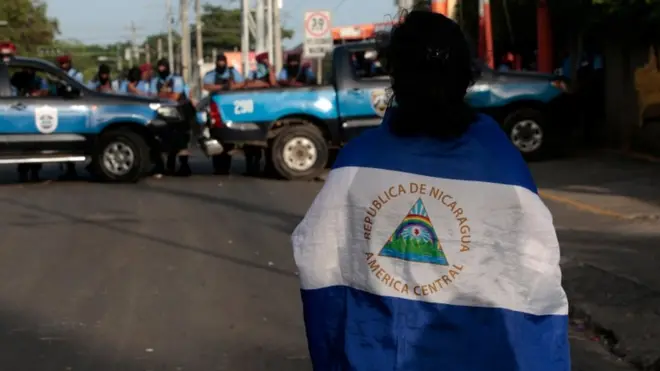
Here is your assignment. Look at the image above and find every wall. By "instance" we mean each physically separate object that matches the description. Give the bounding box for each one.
[602,39,660,155]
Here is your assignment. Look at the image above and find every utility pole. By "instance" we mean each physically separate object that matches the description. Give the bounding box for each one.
[157,38,163,59]
[273,0,282,73]
[167,0,175,71]
[195,0,203,63]
[128,21,140,66]
[145,44,151,63]
[266,0,274,62]
[256,0,265,53]
[180,0,191,82]
[241,0,250,76]
[116,47,123,72]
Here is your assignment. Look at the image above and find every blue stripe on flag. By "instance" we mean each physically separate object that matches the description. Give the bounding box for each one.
[302,286,570,371]
[333,113,537,194]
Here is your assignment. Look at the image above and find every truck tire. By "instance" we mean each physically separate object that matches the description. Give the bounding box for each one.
[94,130,150,182]
[270,124,328,180]
[502,108,549,161]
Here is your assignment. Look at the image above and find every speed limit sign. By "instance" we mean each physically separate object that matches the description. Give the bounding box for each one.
[303,11,333,59]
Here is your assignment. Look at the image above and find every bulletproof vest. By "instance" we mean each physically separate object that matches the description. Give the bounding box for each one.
[156,77,174,93]
[158,76,188,102]
[214,68,235,89]
[255,64,270,83]
[295,67,312,84]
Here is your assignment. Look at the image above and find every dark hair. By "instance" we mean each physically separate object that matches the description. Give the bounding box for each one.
[127,67,141,83]
[383,9,476,139]
[98,64,111,74]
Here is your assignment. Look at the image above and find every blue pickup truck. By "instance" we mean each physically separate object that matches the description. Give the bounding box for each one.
[0,56,192,182]
[201,42,571,180]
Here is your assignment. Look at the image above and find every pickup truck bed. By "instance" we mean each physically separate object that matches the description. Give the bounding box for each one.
[200,42,571,180]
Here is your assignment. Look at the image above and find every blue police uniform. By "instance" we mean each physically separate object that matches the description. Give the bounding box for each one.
[117,80,151,94]
[277,67,315,82]
[248,63,270,80]
[150,74,185,97]
[203,68,244,86]
[66,68,84,83]
[87,79,116,91]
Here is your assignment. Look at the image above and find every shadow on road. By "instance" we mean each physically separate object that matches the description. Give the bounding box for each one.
[0,196,298,279]
[136,182,304,234]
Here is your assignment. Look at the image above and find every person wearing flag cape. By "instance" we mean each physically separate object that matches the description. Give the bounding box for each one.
[291,9,570,371]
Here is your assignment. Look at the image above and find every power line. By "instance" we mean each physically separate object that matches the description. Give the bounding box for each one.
[333,0,347,11]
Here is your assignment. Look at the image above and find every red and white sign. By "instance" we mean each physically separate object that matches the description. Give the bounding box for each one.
[303,11,333,59]
[305,11,331,38]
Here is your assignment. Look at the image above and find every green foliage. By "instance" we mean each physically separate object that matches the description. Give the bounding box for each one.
[192,4,294,54]
[1,0,295,80]
[0,0,59,53]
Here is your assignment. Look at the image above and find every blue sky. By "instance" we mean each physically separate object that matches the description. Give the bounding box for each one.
[47,0,397,48]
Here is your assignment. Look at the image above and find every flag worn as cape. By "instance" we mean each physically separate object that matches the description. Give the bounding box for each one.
[292,112,569,371]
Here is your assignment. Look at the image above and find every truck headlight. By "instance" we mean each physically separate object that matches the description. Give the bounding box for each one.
[157,106,181,119]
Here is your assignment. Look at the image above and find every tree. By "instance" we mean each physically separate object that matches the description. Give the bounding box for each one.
[193,4,294,54]
[0,0,59,54]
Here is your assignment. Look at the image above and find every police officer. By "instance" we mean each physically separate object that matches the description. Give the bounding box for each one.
[248,52,277,88]
[277,54,316,86]
[202,54,246,175]
[88,64,114,92]
[11,68,49,182]
[56,55,84,83]
[151,58,192,176]
[202,54,244,93]
[118,67,141,94]
[244,53,278,175]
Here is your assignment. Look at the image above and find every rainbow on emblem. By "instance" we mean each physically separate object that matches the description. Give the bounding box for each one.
[379,198,449,265]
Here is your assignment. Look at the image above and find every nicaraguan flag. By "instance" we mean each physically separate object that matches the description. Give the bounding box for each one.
[292,112,569,370]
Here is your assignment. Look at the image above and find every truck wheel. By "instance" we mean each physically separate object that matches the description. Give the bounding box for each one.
[502,108,549,161]
[94,130,150,182]
[270,125,328,180]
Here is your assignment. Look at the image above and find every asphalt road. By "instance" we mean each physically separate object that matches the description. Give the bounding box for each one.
[0,156,649,370]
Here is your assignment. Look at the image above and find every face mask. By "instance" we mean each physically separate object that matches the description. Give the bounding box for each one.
[216,63,227,73]
[158,68,169,78]
[286,63,300,76]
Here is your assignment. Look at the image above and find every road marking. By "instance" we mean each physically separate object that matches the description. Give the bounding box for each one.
[538,189,629,219]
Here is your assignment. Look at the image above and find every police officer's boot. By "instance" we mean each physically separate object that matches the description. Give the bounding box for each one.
[59,162,78,180]
[29,164,41,182]
[17,164,29,183]
[176,156,192,177]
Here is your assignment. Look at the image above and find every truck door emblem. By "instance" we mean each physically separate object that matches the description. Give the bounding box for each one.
[35,105,58,134]
[233,99,254,115]
[370,89,387,117]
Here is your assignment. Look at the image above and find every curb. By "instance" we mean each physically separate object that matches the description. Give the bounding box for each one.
[569,301,660,370]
